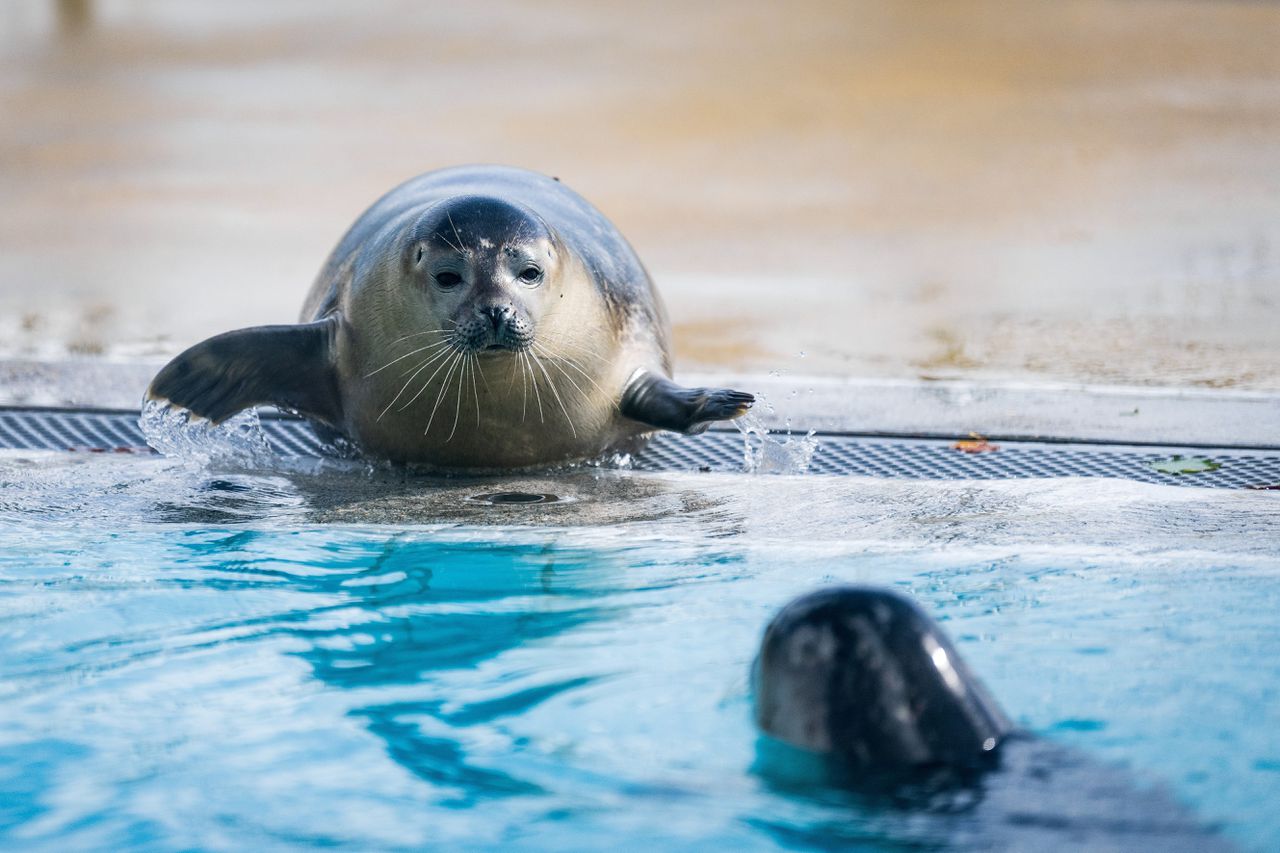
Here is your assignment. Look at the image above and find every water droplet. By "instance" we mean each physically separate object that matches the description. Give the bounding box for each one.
[732,394,816,475]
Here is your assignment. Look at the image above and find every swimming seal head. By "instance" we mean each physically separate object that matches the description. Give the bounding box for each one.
[752,586,1012,773]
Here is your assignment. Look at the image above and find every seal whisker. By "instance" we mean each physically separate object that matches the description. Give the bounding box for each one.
[438,218,465,255]
[519,351,530,422]
[473,355,491,392]
[535,333,603,361]
[445,211,469,257]
[517,351,529,421]
[446,353,466,443]
[428,352,461,437]
[544,359,589,406]
[394,342,455,378]
[376,345,455,421]
[532,342,606,396]
[397,348,449,378]
[505,352,521,394]
[388,327,454,346]
[468,354,482,426]
[532,343,591,401]
[561,359,610,398]
[523,350,544,423]
[532,342,615,410]
[377,360,429,421]
[365,339,452,378]
[397,346,459,414]
[423,351,463,436]
[529,348,576,438]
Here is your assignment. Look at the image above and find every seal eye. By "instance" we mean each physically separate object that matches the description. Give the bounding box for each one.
[435,271,463,289]
[518,266,543,285]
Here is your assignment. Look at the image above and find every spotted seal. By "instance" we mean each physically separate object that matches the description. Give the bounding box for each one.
[147,165,753,468]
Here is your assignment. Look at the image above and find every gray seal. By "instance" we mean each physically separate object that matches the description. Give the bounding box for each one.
[147,165,753,468]
[751,587,1230,850]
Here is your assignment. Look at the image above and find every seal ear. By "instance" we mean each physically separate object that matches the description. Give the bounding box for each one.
[147,316,343,426]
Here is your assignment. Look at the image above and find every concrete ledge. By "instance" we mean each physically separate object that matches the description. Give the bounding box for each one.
[0,358,159,410]
[686,372,1280,449]
[2,359,1275,449]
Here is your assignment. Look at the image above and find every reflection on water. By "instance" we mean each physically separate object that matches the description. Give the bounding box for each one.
[1,1,1278,388]
[224,535,613,806]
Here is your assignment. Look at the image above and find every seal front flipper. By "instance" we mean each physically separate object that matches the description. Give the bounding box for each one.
[147,316,343,426]
[620,369,754,435]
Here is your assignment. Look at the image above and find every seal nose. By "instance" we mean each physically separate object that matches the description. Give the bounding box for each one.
[480,304,514,333]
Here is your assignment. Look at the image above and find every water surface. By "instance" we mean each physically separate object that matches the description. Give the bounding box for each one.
[2,451,1278,849]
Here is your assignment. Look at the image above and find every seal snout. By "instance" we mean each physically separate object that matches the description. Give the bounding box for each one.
[480,303,515,334]
[453,300,534,354]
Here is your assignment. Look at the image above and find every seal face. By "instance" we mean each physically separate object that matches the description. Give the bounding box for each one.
[401,195,555,357]
[147,165,753,468]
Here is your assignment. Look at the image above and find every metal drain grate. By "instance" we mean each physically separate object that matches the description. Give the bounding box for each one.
[638,430,1280,488]
[2,406,1278,489]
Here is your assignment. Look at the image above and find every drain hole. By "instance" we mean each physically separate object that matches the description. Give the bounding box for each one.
[469,491,562,505]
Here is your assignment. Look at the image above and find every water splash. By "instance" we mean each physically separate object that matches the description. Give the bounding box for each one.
[734,394,816,474]
[139,399,276,466]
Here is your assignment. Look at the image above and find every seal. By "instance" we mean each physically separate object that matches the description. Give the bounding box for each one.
[751,587,1230,849]
[146,165,754,468]
[753,586,1011,775]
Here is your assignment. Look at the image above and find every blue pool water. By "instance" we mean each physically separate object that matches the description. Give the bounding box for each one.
[1,450,1278,850]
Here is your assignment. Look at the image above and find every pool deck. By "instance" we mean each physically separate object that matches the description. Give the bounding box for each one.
[2,357,1277,450]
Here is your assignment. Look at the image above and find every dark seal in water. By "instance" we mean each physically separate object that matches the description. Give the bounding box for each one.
[751,587,1232,850]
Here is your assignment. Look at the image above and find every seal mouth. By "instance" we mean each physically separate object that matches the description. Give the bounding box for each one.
[453,323,534,355]
[475,338,531,355]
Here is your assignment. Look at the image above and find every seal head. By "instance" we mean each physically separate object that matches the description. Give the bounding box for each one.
[402,196,555,355]
[752,586,1011,773]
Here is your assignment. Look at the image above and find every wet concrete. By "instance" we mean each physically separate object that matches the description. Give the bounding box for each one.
[1,0,1278,389]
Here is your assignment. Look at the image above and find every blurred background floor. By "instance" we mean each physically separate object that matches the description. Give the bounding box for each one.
[1,0,1278,389]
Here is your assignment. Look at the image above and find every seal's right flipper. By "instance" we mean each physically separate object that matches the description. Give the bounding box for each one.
[147,316,343,426]
[620,370,754,435]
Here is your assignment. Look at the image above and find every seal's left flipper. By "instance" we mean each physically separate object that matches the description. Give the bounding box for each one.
[620,370,754,435]
[147,316,343,426]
